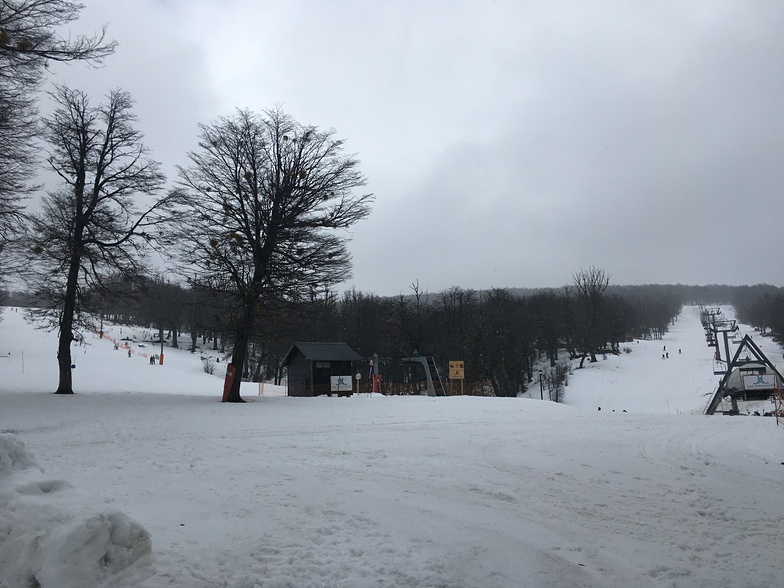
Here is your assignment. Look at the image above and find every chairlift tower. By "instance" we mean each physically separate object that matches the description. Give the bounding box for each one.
[702,308,737,374]
[700,306,723,347]
[705,334,784,415]
[700,306,722,329]
[401,355,446,396]
[712,318,737,371]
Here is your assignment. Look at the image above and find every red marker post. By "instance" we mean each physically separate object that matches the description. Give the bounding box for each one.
[222,363,237,402]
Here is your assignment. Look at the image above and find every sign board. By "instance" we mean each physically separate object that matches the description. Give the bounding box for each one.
[449,360,465,380]
[331,375,353,392]
[743,374,775,390]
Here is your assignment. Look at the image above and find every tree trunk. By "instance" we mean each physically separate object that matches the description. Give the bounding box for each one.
[251,350,264,383]
[489,370,501,397]
[55,251,82,394]
[226,331,248,402]
[55,315,75,394]
[225,298,256,403]
[275,364,283,386]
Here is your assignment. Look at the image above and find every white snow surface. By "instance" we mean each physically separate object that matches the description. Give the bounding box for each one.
[1,305,783,588]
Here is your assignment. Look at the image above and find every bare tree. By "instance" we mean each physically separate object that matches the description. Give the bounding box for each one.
[172,107,373,402]
[28,86,174,395]
[0,0,115,74]
[0,0,116,284]
[0,82,34,270]
[339,288,389,357]
[545,362,569,403]
[572,265,610,367]
[528,290,565,367]
[393,280,431,355]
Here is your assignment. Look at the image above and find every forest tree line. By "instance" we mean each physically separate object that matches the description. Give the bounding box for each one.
[733,286,784,342]
[4,278,783,397]
[0,273,681,393]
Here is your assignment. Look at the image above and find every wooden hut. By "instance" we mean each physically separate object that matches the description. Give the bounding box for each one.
[282,342,363,397]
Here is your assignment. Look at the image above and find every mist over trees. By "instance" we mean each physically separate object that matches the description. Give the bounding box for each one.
[733,286,784,345]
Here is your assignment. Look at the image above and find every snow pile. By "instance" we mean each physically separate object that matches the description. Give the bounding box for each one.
[0,434,152,588]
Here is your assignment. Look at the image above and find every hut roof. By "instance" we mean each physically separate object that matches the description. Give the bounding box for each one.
[282,342,363,365]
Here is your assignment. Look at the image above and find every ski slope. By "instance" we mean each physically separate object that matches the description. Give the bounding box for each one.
[1,305,783,588]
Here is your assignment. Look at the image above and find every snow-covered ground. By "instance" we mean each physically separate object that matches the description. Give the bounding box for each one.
[1,305,783,588]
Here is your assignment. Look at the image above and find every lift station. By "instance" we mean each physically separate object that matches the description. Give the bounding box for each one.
[703,308,784,415]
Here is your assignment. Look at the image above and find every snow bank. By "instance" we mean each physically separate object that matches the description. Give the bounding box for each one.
[0,434,152,588]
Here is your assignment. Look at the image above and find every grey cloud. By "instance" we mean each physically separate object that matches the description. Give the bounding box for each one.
[37,0,784,295]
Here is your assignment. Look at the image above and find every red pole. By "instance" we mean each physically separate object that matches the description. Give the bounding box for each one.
[222,363,236,402]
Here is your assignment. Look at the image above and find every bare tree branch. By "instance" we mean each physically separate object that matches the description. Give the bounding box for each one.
[26,86,170,394]
[170,107,374,401]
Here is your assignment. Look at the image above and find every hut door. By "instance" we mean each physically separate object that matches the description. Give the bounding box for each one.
[313,361,332,396]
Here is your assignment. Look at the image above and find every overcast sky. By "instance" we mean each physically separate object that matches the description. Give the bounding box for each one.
[39,0,784,296]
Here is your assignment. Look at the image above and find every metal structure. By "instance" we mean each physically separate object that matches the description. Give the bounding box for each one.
[704,334,784,415]
[775,379,784,426]
[700,307,738,374]
[401,355,447,396]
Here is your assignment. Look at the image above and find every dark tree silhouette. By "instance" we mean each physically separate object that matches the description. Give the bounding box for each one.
[28,87,174,395]
[172,107,373,402]
[573,266,610,367]
[0,0,115,287]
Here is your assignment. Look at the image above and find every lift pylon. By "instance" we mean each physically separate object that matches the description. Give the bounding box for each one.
[705,334,784,415]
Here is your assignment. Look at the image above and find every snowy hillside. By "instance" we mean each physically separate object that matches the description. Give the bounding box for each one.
[1,305,783,588]
[558,305,780,415]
